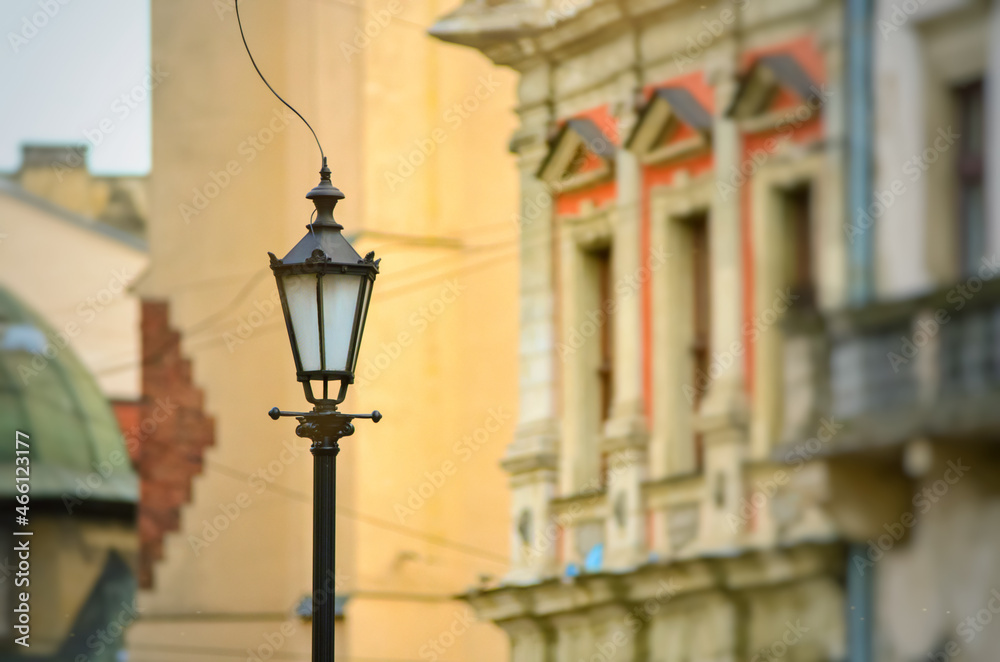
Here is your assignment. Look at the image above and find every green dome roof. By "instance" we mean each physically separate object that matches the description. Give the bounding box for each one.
[0,287,137,504]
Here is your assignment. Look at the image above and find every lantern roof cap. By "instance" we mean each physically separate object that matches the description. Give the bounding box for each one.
[269,162,379,272]
[277,225,366,267]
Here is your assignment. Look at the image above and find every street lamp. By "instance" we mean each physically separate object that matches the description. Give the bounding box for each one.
[232,1,381,656]
[267,158,381,662]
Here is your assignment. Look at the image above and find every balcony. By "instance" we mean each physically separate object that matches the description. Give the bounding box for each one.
[780,278,1000,453]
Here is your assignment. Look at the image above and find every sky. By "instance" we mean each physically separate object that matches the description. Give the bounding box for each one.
[0,0,151,175]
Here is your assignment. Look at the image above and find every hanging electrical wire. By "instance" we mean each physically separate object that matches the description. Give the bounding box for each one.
[235,0,325,168]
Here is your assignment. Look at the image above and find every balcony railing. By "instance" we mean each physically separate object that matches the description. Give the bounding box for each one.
[781,278,1000,451]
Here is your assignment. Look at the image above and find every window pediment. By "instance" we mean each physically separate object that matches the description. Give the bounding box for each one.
[537,118,616,192]
[728,53,822,130]
[627,86,713,165]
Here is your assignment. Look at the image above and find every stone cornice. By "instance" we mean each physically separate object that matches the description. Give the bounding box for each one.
[642,471,704,509]
[550,488,607,521]
[461,542,845,622]
[502,449,559,475]
[600,411,650,453]
[431,0,842,77]
[502,419,560,475]
[429,0,687,70]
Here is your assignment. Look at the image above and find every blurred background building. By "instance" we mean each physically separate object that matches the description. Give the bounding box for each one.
[430,0,1000,660]
[0,144,147,659]
[120,1,519,661]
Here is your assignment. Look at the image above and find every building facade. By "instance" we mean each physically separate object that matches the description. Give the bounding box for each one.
[431,0,1000,660]
[1,144,148,403]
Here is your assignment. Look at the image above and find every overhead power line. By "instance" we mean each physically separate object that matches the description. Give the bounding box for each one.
[207,459,510,565]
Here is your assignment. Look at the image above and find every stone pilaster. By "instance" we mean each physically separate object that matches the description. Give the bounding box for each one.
[604,76,649,448]
[503,108,562,583]
[697,58,748,551]
[603,79,650,570]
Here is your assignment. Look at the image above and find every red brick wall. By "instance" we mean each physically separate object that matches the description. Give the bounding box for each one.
[137,300,215,588]
[110,400,142,464]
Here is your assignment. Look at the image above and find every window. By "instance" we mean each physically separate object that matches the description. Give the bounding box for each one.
[595,247,614,424]
[565,239,614,491]
[588,246,613,486]
[688,213,710,470]
[955,79,985,277]
[781,184,815,307]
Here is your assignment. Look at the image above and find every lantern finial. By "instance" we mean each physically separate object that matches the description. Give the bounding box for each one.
[306,157,345,229]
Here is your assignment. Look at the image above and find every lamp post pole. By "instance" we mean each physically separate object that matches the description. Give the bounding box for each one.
[269,406,380,661]
[311,432,339,661]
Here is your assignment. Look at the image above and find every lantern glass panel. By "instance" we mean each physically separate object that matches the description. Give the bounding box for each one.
[321,273,363,371]
[351,278,373,372]
[283,273,320,371]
